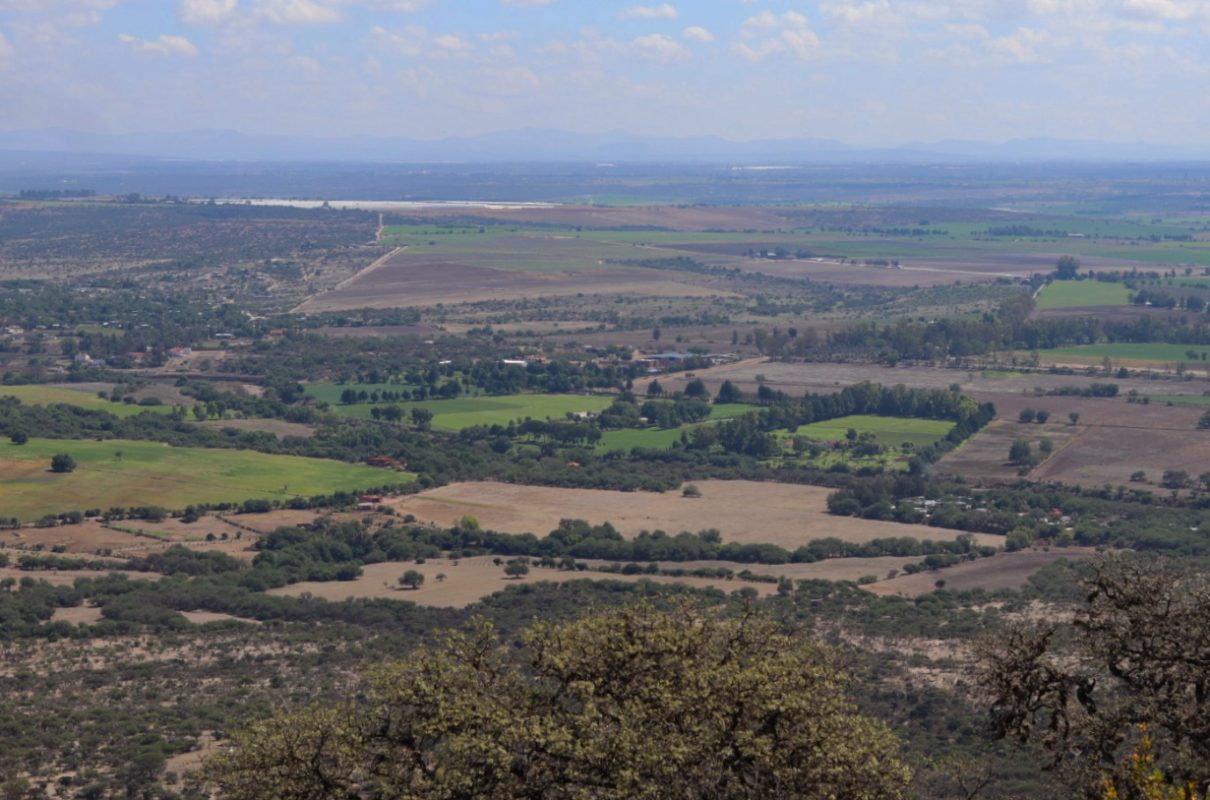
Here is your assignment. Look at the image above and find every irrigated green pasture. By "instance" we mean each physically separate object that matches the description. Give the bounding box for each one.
[0,439,411,521]
[1035,281,1132,309]
[304,381,415,405]
[0,385,173,418]
[596,403,762,452]
[792,415,956,448]
[1039,343,1210,364]
[332,394,615,431]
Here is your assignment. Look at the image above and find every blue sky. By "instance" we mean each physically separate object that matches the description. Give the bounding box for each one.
[0,0,1208,144]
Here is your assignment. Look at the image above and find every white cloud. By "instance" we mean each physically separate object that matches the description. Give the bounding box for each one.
[1120,0,1203,19]
[0,29,13,61]
[632,32,689,59]
[179,0,238,25]
[370,23,475,57]
[118,32,199,56]
[822,0,897,26]
[683,25,714,42]
[253,0,340,24]
[621,4,678,20]
[735,10,818,61]
[433,32,471,51]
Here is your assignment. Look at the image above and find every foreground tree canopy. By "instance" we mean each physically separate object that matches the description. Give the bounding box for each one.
[208,602,910,799]
[980,558,1210,799]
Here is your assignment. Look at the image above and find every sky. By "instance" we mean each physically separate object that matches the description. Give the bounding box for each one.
[0,0,1208,145]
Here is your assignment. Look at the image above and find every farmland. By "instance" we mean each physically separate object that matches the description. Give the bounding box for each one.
[389,480,1001,549]
[0,438,411,520]
[328,393,615,430]
[268,555,922,608]
[1034,280,1132,309]
[791,414,955,448]
[1035,342,1210,366]
[0,384,174,417]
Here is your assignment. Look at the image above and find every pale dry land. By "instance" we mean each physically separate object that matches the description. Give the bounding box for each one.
[390,480,1001,548]
[865,547,1100,597]
[49,604,104,624]
[267,555,918,608]
[179,610,261,625]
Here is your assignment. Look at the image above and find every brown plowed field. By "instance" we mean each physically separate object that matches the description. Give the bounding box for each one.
[389,480,1001,549]
[866,547,1100,596]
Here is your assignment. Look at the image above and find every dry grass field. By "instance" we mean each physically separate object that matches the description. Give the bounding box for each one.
[390,480,1001,548]
[268,554,919,608]
[866,547,1100,597]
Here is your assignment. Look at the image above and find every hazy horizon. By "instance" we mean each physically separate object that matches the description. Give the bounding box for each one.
[1,1,1208,149]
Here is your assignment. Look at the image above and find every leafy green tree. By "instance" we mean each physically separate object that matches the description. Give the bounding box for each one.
[715,380,743,404]
[8,431,27,445]
[410,407,434,430]
[399,570,424,590]
[208,603,910,799]
[1055,255,1081,280]
[1009,438,1033,465]
[504,560,530,579]
[50,453,76,473]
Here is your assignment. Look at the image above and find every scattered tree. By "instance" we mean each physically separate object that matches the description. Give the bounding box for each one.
[50,453,76,474]
[398,570,424,590]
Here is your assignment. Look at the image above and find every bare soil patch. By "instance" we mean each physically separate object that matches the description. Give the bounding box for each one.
[866,547,1099,597]
[390,480,1000,549]
[1031,425,1210,488]
[295,250,732,312]
[179,610,261,625]
[49,604,104,624]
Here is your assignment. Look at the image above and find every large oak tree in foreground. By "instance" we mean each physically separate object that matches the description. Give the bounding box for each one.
[980,558,1210,799]
[208,602,910,799]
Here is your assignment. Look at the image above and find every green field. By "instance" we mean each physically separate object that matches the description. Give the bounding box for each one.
[304,381,416,405]
[0,439,412,521]
[597,403,762,452]
[1040,343,1210,364]
[1148,394,1210,406]
[791,415,956,448]
[332,394,615,431]
[0,385,173,418]
[1035,281,1132,310]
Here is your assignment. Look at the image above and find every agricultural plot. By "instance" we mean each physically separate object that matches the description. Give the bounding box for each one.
[389,480,1002,549]
[267,555,922,609]
[304,381,414,404]
[0,384,174,418]
[866,547,1099,597]
[295,229,735,311]
[597,403,762,452]
[0,438,411,521]
[791,415,955,448]
[1035,342,1210,367]
[331,393,615,431]
[1034,280,1132,309]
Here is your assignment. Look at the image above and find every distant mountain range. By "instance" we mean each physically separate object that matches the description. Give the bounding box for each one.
[0,128,1206,164]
